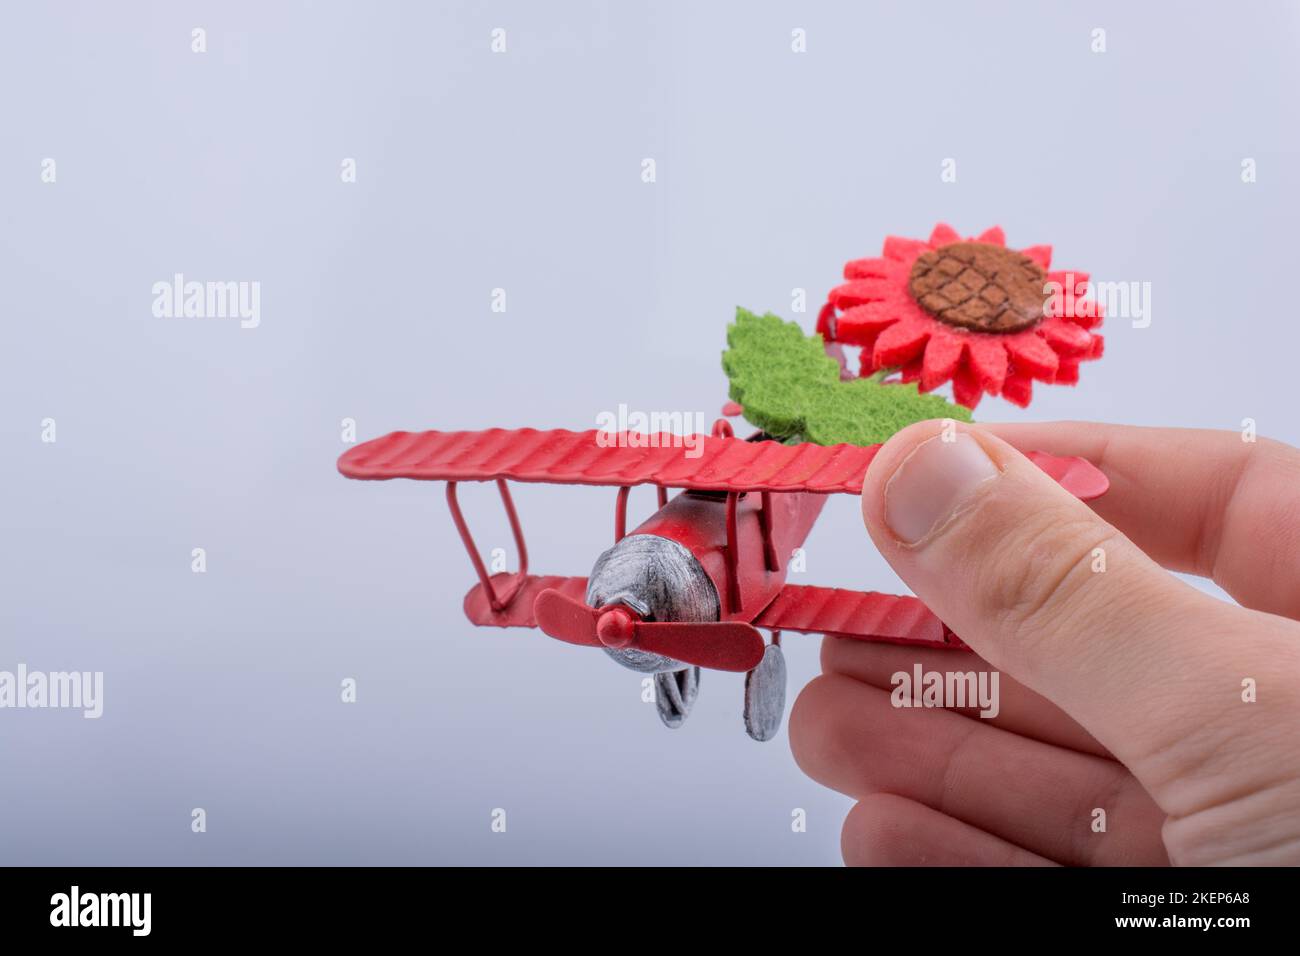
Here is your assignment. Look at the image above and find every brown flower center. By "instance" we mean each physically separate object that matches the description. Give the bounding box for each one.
[907,242,1047,333]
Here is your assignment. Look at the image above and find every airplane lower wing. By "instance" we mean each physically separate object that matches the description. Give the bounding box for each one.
[464,574,969,655]
[463,574,587,628]
[754,584,969,650]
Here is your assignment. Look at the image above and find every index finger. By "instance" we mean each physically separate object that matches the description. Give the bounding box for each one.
[985,421,1300,620]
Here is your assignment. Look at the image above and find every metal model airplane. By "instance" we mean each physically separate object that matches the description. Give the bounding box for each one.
[337,419,1107,740]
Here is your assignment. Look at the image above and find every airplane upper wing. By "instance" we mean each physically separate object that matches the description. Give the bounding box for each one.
[338,428,880,494]
[339,427,1108,500]
[755,584,969,649]
[335,429,1107,502]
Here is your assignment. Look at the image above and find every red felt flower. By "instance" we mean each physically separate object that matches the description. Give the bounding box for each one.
[816,224,1104,409]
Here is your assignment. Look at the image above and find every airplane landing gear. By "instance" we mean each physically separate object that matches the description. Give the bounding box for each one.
[653,666,700,729]
[743,637,787,742]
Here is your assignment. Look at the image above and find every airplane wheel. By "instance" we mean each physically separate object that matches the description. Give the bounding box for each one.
[653,667,700,729]
[743,643,787,742]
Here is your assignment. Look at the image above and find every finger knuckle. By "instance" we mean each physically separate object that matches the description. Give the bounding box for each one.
[976,512,1121,648]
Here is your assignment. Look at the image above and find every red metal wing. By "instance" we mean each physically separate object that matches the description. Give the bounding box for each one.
[339,428,879,494]
[1025,450,1109,501]
[340,428,1108,500]
[463,574,587,628]
[755,585,970,650]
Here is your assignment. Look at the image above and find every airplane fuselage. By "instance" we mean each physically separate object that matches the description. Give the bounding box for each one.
[625,489,827,623]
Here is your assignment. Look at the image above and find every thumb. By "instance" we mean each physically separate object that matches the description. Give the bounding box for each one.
[859,420,1297,805]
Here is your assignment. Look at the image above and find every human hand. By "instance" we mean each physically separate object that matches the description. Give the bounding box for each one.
[789,420,1300,865]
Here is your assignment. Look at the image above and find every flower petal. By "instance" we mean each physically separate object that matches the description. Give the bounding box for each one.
[816,300,836,338]
[1005,330,1060,380]
[1066,295,1105,329]
[919,330,965,391]
[1041,317,1094,357]
[899,356,924,385]
[928,223,961,247]
[1088,333,1105,359]
[965,335,1008,394]
[951,364,984,410]
[975,226,1006,246]
[1002,372,1034,407]
[836,303,902,345]
[1054,359,1080,385]
[830,278,896,307]
[872,319,930,367]
[858,335,884,374]
[1046,270,1089,296]
[1020,244,1052,269]
[882,236,930,263]
[844,256,907,280]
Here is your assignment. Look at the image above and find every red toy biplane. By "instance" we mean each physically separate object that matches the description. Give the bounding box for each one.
[337,418,1107,740]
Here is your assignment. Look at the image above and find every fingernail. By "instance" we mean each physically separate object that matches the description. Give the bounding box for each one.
[884,433,1000,545]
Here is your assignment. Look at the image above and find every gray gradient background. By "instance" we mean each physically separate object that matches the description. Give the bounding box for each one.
[2,0,1297,865]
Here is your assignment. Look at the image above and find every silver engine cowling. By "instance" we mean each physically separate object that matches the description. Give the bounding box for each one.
[584,533,720,674]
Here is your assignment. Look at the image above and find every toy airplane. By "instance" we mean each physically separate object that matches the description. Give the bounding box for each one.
[338,225,1109,740]
[337,422,1106,739]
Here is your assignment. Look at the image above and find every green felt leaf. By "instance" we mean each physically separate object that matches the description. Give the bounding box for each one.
[722,308,972,446]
